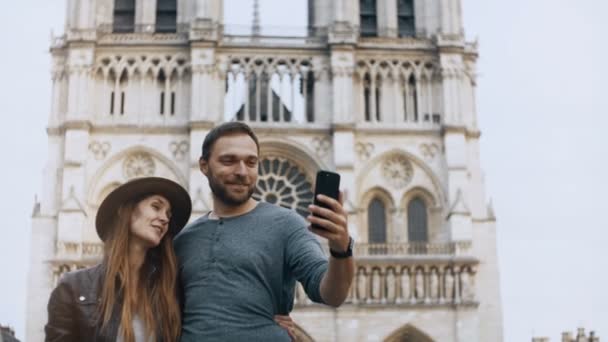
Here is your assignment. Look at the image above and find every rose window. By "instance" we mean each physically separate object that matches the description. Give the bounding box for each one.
[123,152,156,179]
[381,155,414,189]
[253,157,314,217]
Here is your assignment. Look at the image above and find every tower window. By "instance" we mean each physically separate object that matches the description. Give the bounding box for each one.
[120,92,125,115]
[160,92,165,115]
[170,92,176,115]
[368,198,387,243]
[156,0,177,33]
[360,0,378,37]
[110,92,115,115]
[407,197,428,243]
[397,0,416,37]
[113,0,135,33]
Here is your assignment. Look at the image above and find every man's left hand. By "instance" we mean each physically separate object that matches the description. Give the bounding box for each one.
[307,192,350,253]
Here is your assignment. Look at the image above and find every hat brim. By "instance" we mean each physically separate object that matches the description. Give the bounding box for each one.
[95,177,192,242]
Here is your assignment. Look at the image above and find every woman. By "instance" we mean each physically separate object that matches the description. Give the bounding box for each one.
[45,177,295,341]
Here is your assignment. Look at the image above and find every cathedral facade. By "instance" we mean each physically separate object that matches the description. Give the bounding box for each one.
[26,0,503,341]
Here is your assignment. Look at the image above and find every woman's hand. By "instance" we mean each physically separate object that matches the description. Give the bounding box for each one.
[274,315,296,341]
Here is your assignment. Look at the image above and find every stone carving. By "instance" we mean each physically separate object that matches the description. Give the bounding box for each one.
[429,269,439,301]
[123,152,155,179]
[385,268,396,302]
[311,137,331,158]
[192,187,210,212]
[415,268,425,301]
[357,268,367,303]
[169,140,189,161]
[461,269,475,302]
[371,268,381,301]
[88,141,110,160]
[419,143,440,160]
[382,155,414,189]
[355,142,374,161]
[400,269,412,303]
[444,268,455,302]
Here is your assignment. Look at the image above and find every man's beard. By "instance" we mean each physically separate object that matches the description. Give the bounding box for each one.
[207,169,256,207]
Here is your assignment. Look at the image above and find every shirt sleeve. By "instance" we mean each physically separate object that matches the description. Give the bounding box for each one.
[285,225,329,304]
[45,278,78,342]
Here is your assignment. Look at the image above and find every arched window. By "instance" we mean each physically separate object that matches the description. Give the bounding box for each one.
[368,198,387,243]
[397,0,415,37]
[113,0,135,33]
[359,0,378,37]
[407,197,428,242]
[156,0,177,33]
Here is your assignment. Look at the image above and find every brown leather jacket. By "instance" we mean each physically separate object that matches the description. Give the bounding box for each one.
[45,263,122,342]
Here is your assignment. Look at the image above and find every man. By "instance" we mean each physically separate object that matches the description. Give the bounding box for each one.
[174,122,355,341]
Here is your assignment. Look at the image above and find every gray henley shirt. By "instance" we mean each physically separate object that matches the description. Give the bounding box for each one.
[174,202,328,341]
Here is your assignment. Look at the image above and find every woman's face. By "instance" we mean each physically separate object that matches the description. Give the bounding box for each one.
[129,194,172,248]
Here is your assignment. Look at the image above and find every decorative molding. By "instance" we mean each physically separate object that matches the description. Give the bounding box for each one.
[169,140,189,161]
[192,187,210,212]
[123,152,155,179]
[381,155,414,189]
[448,189,471,217]
[419,143,440,160]
[311,137,331,158]
[355,142,375,161]
[60,186,86,214]
[88,141,111,160]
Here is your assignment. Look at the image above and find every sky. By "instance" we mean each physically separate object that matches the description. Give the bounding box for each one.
[0,1,606,341]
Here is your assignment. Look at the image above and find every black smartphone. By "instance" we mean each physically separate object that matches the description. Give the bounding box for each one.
[311,170,341,230]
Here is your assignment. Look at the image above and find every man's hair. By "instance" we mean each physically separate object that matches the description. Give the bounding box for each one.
[201,121,260,161]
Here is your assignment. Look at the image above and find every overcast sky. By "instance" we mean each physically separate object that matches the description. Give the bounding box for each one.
[0,1,606,341]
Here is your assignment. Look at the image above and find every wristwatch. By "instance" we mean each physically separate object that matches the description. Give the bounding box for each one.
[330,236,354,259]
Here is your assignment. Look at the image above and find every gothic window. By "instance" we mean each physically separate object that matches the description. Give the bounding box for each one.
[363,74,371,121]
[113,0,135,33]
[156,0,177,33]
[253,157,314,217]
[158,70,176,115]
[375,79,381,121]
[407,197,428,242]
[110,70,128,115]
[227,59,315,124]
[404,74,418,121]
[368,198,387,243]
[397,0,416,37]
[359,0,378,37]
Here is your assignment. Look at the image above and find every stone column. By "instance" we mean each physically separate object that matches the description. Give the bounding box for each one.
[377,0,397,37]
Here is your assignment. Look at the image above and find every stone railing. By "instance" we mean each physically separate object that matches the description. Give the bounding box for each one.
[221,25,327,46]
[295,257,478,307]
[51,242,104,286]
[353,241,472,256]
[55,241,104,260]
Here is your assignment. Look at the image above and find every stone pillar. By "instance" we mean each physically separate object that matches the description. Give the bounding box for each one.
[308,0,333,35]
[136,0,157,33]
[190,0,222,41]
[439,0,463,36]
[377,0,397,37]
[328,0,358,44]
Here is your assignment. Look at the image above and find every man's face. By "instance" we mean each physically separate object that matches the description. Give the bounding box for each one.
[200,134,259,207]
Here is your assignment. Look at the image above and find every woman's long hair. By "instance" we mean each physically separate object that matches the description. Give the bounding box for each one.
[99,197,181,342]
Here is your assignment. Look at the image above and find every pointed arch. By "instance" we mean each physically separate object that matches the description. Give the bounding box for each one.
[384,324,435,342]
[357,149,446,207]
[87,145,189,207]
[360,187,394,244]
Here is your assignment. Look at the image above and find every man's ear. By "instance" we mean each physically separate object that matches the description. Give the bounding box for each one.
[199,158,209,176]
